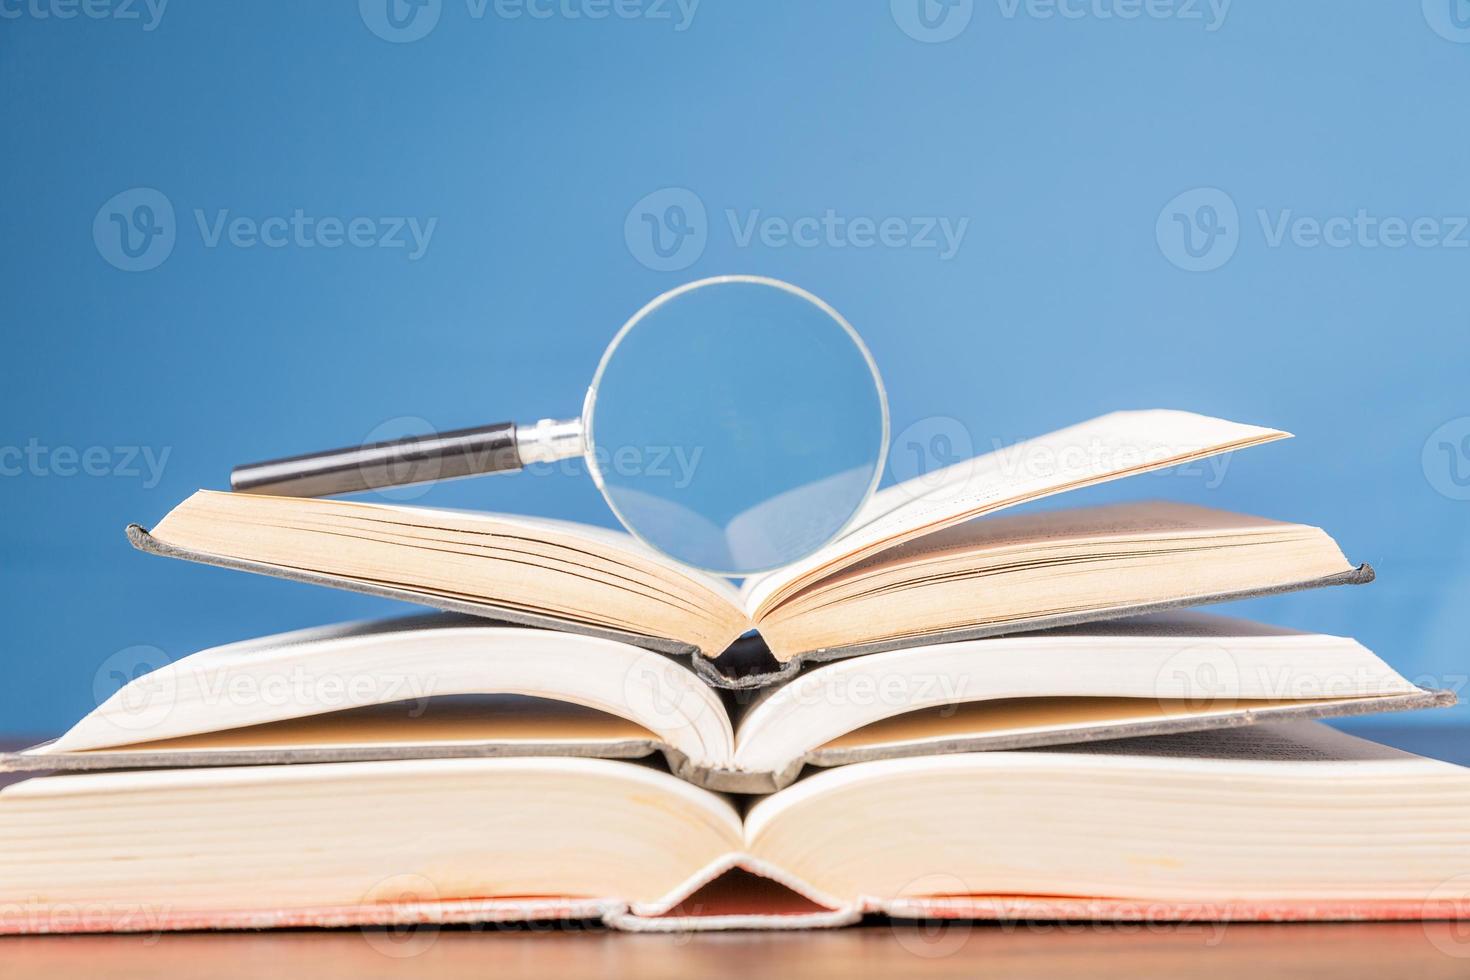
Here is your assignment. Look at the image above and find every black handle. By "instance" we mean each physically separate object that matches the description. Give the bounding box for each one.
[231,422,522,497]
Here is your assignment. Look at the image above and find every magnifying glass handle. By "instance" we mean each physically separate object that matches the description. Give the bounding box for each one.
[231,422,522,497]
[231,418,585,497]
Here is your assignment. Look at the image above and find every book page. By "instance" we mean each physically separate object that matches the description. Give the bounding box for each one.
[41,619,737,769]
[79,695,660,753]
[732,610,1417,774]
[814,500,1297,582]
[745,721,1470,909]
[414,507,744,606]
[741,410,1287,615]
[147,491,750,655]
[749,723,1441,844]
[1037,609,1309,639]
[0,757,744,913]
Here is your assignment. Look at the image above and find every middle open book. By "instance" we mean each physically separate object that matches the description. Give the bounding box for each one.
[9,611,1450,792]
[128,409,1374,686]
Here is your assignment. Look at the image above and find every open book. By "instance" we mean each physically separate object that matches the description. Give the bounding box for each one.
[6,612,1449,792]
[4,722,1469,934]
[132,410,1372,684]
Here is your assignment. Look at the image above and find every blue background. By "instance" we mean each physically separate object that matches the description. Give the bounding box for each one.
[2,0,1467,736]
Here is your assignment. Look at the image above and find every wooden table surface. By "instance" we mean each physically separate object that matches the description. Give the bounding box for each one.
[3,722,1469,978]
[6,922,1470,979]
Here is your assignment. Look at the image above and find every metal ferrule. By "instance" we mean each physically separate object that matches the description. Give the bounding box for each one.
[515,417,585,465]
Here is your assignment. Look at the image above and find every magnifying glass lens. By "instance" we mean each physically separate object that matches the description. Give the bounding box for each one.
[587,278,887,576]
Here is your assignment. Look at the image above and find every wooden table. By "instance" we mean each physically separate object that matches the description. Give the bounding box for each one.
[5,922,1470,979]
[3,723,1468,978]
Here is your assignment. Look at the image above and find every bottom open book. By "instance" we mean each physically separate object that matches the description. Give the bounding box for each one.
[3,721,1469,934]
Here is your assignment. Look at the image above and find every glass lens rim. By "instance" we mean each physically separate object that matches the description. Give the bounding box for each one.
[581,273,890,575]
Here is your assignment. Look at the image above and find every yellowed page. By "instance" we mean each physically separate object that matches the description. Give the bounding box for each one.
[82,697,656,754]
[819,696,1359,752]
[149,491,749,657]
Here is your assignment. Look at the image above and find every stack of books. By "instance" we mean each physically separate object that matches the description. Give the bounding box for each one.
[3,409,1468,934]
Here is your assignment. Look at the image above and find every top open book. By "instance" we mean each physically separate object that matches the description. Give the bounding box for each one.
[134,410,1372,686]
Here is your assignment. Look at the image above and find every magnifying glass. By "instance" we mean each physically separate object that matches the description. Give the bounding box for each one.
[230,275,888,577]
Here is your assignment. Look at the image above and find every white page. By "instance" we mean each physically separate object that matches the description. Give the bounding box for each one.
[740,409,1287,614]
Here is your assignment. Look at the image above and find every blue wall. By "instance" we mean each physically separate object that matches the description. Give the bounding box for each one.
[2,1,1467,735]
